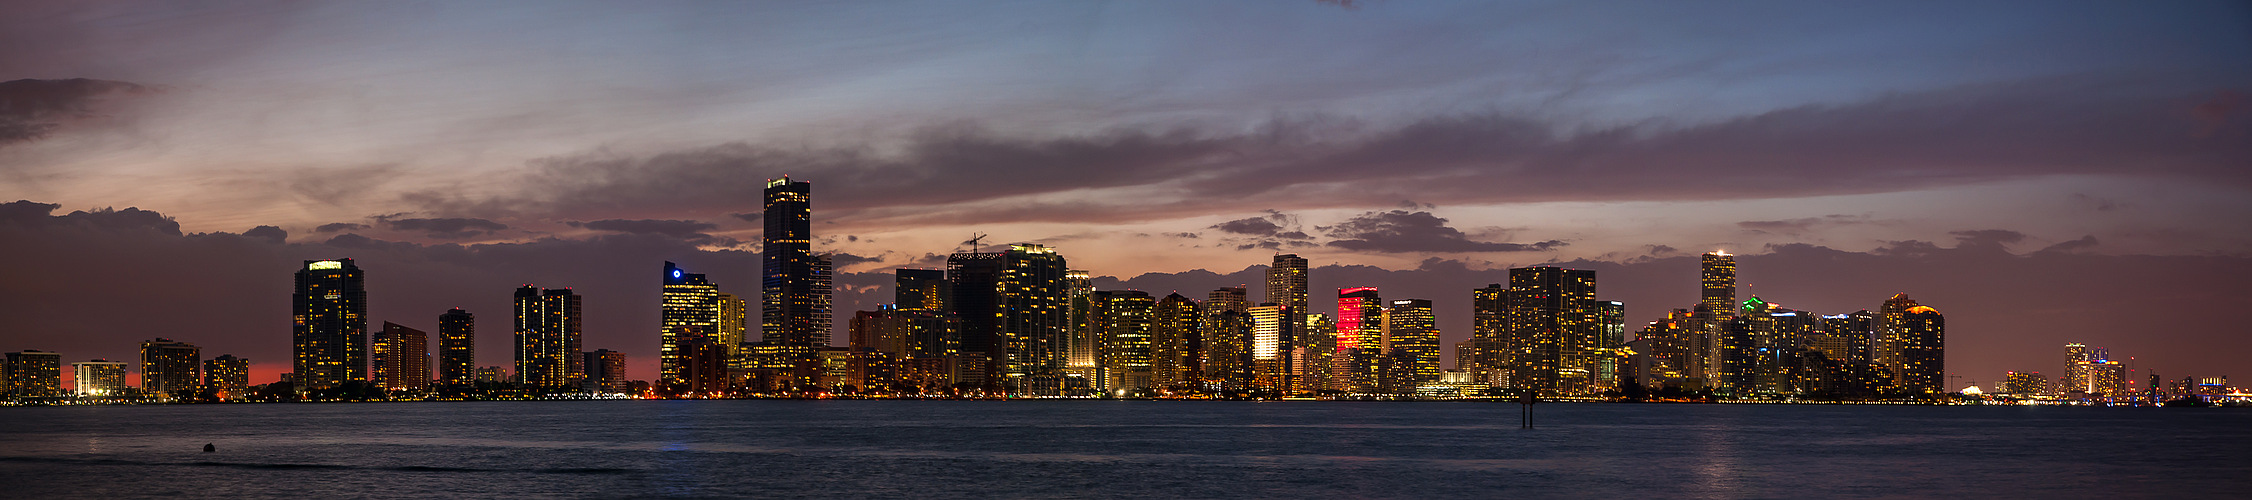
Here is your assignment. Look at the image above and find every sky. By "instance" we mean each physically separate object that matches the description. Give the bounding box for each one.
[3,0,2249,389]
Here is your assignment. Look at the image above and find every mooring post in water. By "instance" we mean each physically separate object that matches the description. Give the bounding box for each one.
[1519,391,1536,429]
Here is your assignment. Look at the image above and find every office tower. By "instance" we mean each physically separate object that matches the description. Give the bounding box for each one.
[293,259,367,391]
[1382,299,1440,389]
[949,244,1069,392]
[2004,371,2045,396]
[2062,343,2089,395]
[762,176,833,348]
[1297,312,1336,394]
[139,338,200,399]
[1094,290,1155,392]
[1249,304,1291,392]
[438,308,475,385]
[1065,269,1098,379]
[584,349,628,393]
[204,355,249,400]
[1201,286,1251,390]
[1702,251,1737,319]
[1152,292,1201,389]
[662,262,724,387]
[1266,253,1308,325]
[6,350,63,398]
[373,322,430,392]
[1896,302,1945,395]
[515,285,584,388]
[74,359,127,397]
[1505,266,1599,394]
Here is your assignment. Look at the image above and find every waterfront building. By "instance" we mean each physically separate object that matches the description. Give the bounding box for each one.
[1873,293,1921,387]
[1065,269,1098,383]
[6,350,63,398]
[662,262,725,387]
[1201,287,1251,391]
[293,258,367,391]
[1896,301,1945,395]
[584,349,628,393]
[1334,287,1384,392]
[73,359,127,397]
[1382,298,1440,390]
[1152,292,1202,390]
[948,244,1069,393]
[474,366,508,383]
[438,308,475,385]
[761,176,833,348]
[1296,312,1336,395]
[1266,253,1309,331]
[1094,290,1156,392]
[1250,303,1292,392]
[139,338,200,399]
[204,354,249,400]
[1505,266,1600,395]
[1702,251,1737,319]
[2004,371,2046,396]
[372,322,430,392]
[514,285,583,389]
[1466,284,1508,385]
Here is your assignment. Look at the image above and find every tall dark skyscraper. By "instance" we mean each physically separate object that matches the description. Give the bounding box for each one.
[293,259,367,391]
[514,285,583,388]
[1897,300,1945,395]
[1266,253,1308,324]
[1506,266,1598,394]
[438,308,475,385]
[762,176,833,347]
[139,338,200,399]
[373,322,430,392]
[948,244,1070,393]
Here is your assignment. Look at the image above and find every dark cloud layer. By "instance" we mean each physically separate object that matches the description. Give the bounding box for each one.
[569,219,721,244]
[0,78,151,146]
[415,76,2250,227]
[1322,209,1561,253]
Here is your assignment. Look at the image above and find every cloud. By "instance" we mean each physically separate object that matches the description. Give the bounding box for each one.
[2039,235,2100,254]
[242,225,287,243]
[1737,215,1869,236]
[1949,229,2028,249]
[1212,216,1286,236]
[377,216,508,239]
[1322,209,1563,253]
[0,78,153,146]
[313,222,370,233]
[0,202,182,236]
[568,218,719,241]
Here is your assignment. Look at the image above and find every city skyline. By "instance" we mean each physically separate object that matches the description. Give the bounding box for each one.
[2,1,2249,389]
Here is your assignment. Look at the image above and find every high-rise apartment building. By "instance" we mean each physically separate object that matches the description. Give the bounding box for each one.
[373,322,430,391]
[1064,269,1097,378]
[74,359,127,397]
[1152,292,1201,389]
[1505,266,1599,394]
[1201,287,1251,390]
[6,350,63,398]
[662,262,725,387]
[2004,371,2045,396]
[1874,293,1921,386]
[949,244,1069,392]
[1896,302,1945,395]
[438,308,475,385]
[1467,284,1508,383]
[1266,253,1308,325]
[1249,304,1291,392]
[584,349,628,393]
[139,338,200,399]
[514,285,583,388]
[293,259,367,391]
[762,176,833,348]
[204,354,249,400]
[1382,298,1440,389]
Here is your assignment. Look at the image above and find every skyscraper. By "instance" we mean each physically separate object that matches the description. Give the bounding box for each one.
[73,359,127,397]
[1266,253,1308,326]
[514,285,583,389]
[1505,266,1598,394]
[662,261,724,387]
[438,308,475,385]
[1152,292,1201,389]
[293,259,366,391]
[139,338,200,399]
[373,322,430,392]
[1064,269,1098,379]
[1336,287,1383,351]
[1249,304,1291,392]
[1094,290,1155,392]
[1896,302,1945,395]
[1201,286,1251,390]
[6,350,63,398]
[1382,299,1440,389]
[1874,293,1921,386]
[1468,284,1508,383]
[1702,251,1737,319]
[762,176,833,348]
[204,354,249,400]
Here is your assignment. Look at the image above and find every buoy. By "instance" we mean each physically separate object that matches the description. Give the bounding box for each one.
[203,443,215,453]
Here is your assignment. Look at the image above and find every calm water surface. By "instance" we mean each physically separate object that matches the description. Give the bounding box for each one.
[0,401,2244,498]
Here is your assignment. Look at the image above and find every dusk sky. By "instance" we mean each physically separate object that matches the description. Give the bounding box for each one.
[3,1,2248,388]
